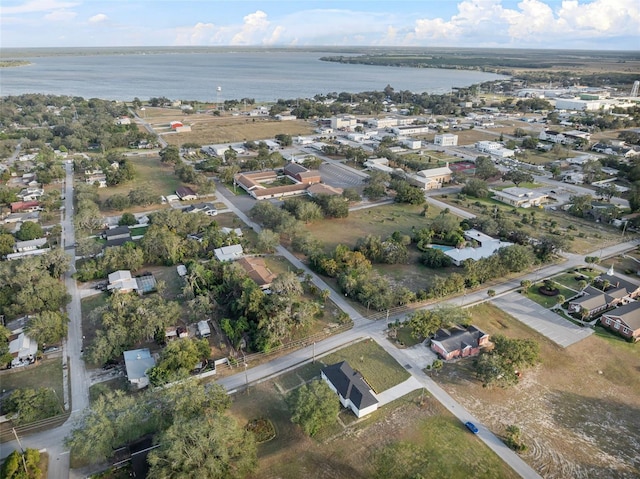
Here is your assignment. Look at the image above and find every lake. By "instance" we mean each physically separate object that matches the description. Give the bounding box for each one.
[0,48,505,102]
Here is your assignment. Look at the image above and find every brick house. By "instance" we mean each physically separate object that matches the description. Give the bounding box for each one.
[600,303,640,342]
[430,325,489,360]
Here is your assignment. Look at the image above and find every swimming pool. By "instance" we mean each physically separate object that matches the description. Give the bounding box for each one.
[430,244,454,252]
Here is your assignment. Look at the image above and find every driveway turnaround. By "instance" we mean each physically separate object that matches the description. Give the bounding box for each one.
[492,293,593,348]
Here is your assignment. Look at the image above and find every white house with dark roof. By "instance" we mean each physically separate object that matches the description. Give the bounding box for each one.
[321,361,379,418]
[124,348,156,389]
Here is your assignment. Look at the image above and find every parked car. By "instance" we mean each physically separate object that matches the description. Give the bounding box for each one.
[465,421,479,434]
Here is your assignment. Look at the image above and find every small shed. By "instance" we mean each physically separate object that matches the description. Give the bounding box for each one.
[197,320,211,338]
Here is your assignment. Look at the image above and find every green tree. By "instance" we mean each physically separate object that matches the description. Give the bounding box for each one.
[15,221,44,241]
[568,194,593,217]
[0,233,16,256]
[147,412,257,479]
[275,133,293,146]
[287,380,339,437]
[148,338,211,386]
[520,279,532,294]
[159,145,181,164]
[461,178,490,198]
[5,388,61,425]
[474,156,499,180]
[502,170,534,187]
[256,228,280,253]
[1,449,42,479]
[118,212,137,226]
[25,311,69,346]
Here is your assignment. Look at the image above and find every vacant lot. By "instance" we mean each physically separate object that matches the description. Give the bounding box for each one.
[437,303,640,479]
[144,108,315,146]
[96,155,181,213]
[231,377,519,479]
[305,203,438,252]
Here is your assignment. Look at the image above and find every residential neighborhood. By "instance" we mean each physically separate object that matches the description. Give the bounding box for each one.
[1,67,640,479]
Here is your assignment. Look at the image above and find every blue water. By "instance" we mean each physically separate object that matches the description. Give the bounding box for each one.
[0,48,505,102]
[430,244,454,251]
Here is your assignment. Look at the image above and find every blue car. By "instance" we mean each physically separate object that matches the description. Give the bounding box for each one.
[465,421,479,434]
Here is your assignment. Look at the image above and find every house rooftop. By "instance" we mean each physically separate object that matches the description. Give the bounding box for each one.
[603,302,640,330]
[431,325,488,355]
[321,361,378,409]
[123,348,155,382]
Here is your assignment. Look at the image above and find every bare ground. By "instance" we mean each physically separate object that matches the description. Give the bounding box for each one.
[436,304,640,479]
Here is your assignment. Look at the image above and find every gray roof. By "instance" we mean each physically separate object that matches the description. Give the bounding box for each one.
[105,225,131,238]
[322,361,378,409]
[123,348,155,381]
[602,302,640,330]
[431,325,487,355]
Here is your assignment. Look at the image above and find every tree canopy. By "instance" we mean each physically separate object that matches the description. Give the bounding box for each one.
[287,379,340,437]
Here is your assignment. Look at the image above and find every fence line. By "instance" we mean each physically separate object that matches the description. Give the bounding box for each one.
[0,412,70,443]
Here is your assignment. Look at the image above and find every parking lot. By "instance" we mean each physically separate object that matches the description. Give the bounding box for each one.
[319,162,367,190]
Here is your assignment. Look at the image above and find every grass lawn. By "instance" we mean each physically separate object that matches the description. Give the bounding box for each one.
[391,325,422,348]
[96,155,181,212]
[320,339,410,393]
[437,302,640,479]
[0,359,64,409]
[80,294,108,350]
[524,281,577,308]
[306,203,438,252]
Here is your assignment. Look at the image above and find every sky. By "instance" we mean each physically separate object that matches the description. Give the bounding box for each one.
[1,0,639,50]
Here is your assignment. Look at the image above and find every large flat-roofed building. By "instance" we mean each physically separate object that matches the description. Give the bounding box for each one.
[434,133,458,146]
[492,187,548,208]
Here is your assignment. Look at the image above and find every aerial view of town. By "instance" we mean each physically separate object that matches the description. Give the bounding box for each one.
[0,1,639,479]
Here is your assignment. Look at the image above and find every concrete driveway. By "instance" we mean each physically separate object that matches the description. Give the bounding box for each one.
[492,293,593,348]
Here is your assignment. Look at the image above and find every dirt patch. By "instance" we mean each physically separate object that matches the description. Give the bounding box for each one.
[436,303,640,479]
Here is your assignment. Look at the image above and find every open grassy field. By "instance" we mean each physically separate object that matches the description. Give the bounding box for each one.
[96,155,181,214]
[436,302,640,479]
[143,107,315,146]
[320,338,410,393]
[305,203,438,252]
[524,280,579,308]
[231,377,519,479]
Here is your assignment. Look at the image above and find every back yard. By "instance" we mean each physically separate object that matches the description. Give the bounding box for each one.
[436,303,640,479]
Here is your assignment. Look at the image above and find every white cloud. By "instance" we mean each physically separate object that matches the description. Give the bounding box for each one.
[1,0,79,15]
[405,0,640,47]
[89,13,108,24]
[231,10,271,45]
[44,9,76,22]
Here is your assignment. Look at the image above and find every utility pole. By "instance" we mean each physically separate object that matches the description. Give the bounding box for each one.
[12,428,28,475]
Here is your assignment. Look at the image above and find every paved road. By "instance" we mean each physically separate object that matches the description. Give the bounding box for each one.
[492,294,593,347]
[425,194,476,219]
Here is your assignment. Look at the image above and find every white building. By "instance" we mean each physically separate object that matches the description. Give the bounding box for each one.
[330,116,358,129]
[321,361,379,418]
[9,331,38,368]
[475,141,514,158]
[434,133,458,147]
[444,229,513,266]
[492,187,548,208]
[214,244,244,262]
[391,125,430,136]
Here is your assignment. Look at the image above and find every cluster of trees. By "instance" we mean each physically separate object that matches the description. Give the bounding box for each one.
[474,334,540,388]
[309,244,416,311]
[408,305,471,340]
[0,251,70,358]
[66,381,256,478]
[356,233,410,264]
[363,170,389,200]
[183,261,319,352]
[390,178,426,205]
[85,291,181,365]
[159,145,216,194]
